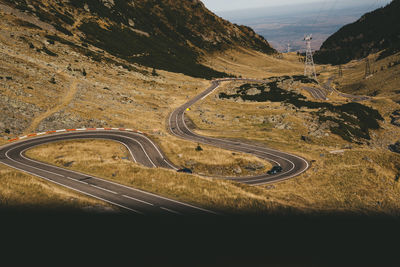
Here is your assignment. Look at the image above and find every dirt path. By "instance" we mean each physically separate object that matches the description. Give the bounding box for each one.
[25,78,78,133]
[0,33,81,134]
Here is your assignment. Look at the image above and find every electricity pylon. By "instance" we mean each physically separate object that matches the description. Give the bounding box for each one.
[287,43,291,53]
[365,58,371,78]
[304,34,317,79]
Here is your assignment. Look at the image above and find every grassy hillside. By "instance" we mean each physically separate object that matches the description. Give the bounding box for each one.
[0,164,114,212]
[328,52,400,103]
[1,1,400,218]
[315,0,400,65]
[2,0,276,78]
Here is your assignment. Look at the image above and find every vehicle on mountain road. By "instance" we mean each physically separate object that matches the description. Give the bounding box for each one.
[267,166,283,175]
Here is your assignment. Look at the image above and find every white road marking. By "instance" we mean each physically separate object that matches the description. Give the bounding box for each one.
[160,207,181,215]
[6,137,215,214]
[181,106,283,167]
[0,78,311,215]
[0,159,143,215]
[91,184,117,194]
[201,85,219,100]
[164,159,178,170]
[171,78,309,184]
[122,195,154,206]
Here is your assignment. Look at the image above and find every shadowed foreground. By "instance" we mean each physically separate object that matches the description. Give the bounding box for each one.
[1,210,400,266]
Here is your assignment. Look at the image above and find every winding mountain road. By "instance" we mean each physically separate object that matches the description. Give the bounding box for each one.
[302,86,328,100]
[0,130,215,215]
[321,76,370,102]
[0,78,309,214]
[169,78,309,185]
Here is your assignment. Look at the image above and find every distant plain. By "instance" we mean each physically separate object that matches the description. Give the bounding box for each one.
[217,0,392,52]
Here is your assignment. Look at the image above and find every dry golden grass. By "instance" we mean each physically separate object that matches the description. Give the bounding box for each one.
[322,52,400,101]
[0,164,113,212]
[187,78,400,150]
[25,139,287,214]
[186,81,327,146]
[155,135,271,177]
[202,48,306,79]
[2,6,400,216]
[26,139,400,216]
[25,79,79,133]
[181,79,400,216]
[0,11,208,138]
[265,149,400,216]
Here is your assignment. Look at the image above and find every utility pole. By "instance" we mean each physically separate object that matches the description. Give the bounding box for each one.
[338,64,343,78]
[304,34,317,79]
[365,58,371,79]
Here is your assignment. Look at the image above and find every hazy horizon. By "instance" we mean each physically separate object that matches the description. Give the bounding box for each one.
[201,0,386,12]
[201,0,392,52]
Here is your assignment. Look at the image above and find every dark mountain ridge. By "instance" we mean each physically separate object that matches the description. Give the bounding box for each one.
[2,0,276,78]
[315,0,400,65]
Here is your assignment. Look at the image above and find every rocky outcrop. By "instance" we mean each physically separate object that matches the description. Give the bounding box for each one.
[389,141,400,154]
[391,110,400,127]
[2,0,276,78]
[37,110,109,132]
[0,95,42,136]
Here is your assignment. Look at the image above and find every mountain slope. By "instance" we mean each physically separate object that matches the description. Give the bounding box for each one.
[315,0,400,65]
[2,0,276,78]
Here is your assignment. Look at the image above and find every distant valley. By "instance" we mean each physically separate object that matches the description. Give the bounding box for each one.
[217,0,392,52]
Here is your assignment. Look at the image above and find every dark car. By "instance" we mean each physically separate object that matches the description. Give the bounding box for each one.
[267,166,283,175]
[177,168,193,174]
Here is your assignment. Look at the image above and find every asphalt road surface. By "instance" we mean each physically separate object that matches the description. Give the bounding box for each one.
[0,131,216,215]
[168,78,309,185]
[1,78,310,213]
[303,86,328,100]
[303,76,370,101]
[322,76,370,102]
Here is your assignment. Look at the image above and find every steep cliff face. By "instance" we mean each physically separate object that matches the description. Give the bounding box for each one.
[2,0,275,78]
[315,0,400,65]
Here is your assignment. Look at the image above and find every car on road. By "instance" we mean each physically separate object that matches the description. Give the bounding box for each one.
[267,166,283,175]
[177,168,193,174]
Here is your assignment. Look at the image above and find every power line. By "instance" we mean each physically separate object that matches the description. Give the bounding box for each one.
[304,35,317,80]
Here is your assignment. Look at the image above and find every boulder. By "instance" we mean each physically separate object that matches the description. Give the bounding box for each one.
[391,110,400,127]
[389,141,400,154]
[391,117,400,127]
[101,0,115,9]
[301,135,312,142]
[246,87,262,96]
[233,166,242,174]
